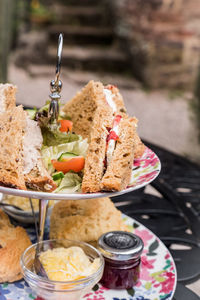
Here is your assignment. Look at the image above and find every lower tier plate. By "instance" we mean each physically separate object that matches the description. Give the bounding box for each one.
[0,214,176,300]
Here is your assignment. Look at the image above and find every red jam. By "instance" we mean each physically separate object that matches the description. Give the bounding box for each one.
[98,231,143,290]
[101,256,140,289]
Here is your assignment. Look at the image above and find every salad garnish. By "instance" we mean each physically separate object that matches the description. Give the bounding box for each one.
[27,102,88,193]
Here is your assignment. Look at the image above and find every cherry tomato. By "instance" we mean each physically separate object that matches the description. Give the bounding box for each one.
[58,119,73,132]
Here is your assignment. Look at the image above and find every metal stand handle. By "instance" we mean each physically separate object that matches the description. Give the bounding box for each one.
[48,33,63,123]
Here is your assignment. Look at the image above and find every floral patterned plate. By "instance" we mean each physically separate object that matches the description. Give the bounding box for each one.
[0,215,177,300]
[0,147,161,200]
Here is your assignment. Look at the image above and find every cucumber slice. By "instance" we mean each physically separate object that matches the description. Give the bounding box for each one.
[52,171,64,181]
[58,152,78,162]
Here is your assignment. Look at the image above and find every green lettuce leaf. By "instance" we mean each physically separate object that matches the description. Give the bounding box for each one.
[54,172,82,193]
[41,138,88,172]
[38,100,50,113]
[42,126,79,147]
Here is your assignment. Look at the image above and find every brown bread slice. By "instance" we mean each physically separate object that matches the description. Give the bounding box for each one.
[0,83,16,113]
[25,158,57,192]
[131,117,145,158]
[63,80,128,193]
[63,80,144,158]
[62,80,126,140]
[101,117,135,191]
[0,106,26,190]
[0,106,55,191]
[63,80,144,192]
[62,80,103,139]
[81,104,113,193]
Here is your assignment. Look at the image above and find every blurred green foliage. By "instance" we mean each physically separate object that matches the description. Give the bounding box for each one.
[30,0,52,24]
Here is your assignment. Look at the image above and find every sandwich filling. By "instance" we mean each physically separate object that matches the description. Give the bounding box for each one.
[23,116,43,174]
[103,87,123,168]
[106,115,122,167]
[103,88,117,113]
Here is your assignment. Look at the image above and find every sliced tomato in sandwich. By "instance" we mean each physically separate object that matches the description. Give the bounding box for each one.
[113,115,122,127]
[51,156,85,174]
[106,131,119,143]
[106,115,122,143]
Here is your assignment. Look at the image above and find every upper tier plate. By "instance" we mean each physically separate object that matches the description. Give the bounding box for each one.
[0,147,161,200]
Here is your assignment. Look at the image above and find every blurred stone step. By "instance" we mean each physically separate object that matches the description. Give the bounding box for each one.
[56,0,102,7]
[48,25,114,45]
[27,64,141,90]
[48,45,128,73]
[51,5,110,26]
[63,69,141,90]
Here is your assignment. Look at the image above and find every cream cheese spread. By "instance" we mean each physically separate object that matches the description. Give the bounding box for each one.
[103,88,117,113]
[23,117,43,174]
[39,246,100,281]
[104,88,122,167]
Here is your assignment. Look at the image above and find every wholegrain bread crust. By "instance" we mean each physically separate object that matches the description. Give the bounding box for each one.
[62,81,127,140]
[101,117,135,191]
[131,117,145,158]
[25,158,56,192]
[0,106,26,190]
[81,103,113,193]
[50,197,128,244]
[63,80,103,139]
[0,84,16,113]
[0,209,31,283]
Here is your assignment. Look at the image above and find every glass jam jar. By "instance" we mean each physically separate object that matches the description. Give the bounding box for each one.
[98,231,144,289]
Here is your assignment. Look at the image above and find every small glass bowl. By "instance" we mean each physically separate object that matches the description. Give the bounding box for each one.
[21,239,104,300]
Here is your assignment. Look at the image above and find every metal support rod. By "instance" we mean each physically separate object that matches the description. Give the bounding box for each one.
[29,197,38,241]
[38,199,49,243]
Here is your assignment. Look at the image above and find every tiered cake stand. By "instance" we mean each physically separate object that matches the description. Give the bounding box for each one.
[0,147,161,244]
[0,148,179,299]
